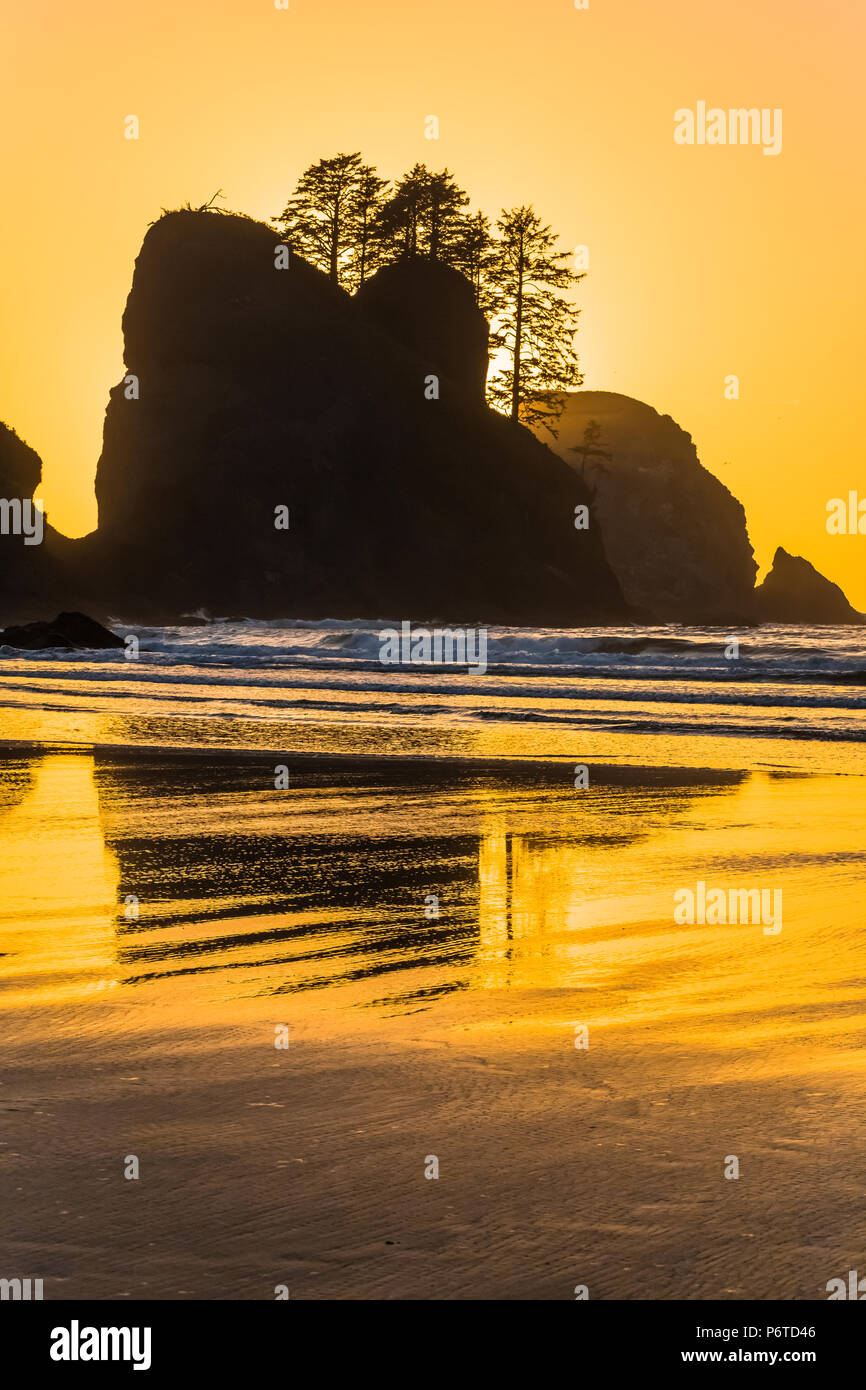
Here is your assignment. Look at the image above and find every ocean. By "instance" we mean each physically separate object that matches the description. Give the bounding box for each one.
[0,620,864,771]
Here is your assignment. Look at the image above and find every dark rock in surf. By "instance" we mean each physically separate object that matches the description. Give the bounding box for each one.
[0,610,124,650]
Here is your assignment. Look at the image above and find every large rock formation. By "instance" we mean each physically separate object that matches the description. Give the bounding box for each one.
[6,218,859,631]
[537,391,758,622]
[84,210,626,624]
[753,547,864,624]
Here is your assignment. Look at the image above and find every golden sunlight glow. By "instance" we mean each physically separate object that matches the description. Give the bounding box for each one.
[1,1,863,602]
[0,755,119,1006]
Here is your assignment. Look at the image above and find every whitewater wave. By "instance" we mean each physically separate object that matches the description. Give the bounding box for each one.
[4,620,865,679]
[1,621,864,763]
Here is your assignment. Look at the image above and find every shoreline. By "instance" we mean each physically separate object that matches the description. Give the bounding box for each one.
[0,738,766,781]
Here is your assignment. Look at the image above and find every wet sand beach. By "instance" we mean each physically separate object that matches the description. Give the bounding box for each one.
[2,748,865,1299]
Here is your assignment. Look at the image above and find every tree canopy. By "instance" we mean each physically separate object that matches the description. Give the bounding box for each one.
[273,154,584,428]
[274,152,388,291]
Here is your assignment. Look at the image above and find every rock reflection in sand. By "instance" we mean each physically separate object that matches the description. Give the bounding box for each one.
[3,752,864,1057]
[3,750,866,1300]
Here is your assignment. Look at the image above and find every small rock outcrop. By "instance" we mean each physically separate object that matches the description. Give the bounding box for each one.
[753,548,864,624]
[0,611,124,650]
[0,420,41,499]
[354,260,489,404]
[0,422,76,625]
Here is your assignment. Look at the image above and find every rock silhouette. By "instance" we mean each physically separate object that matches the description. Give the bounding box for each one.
[354,260,489,405]
[2,213,862,629]
[753,547,864,624]
[0,422,75,625]
[84,209,625,625]
[0,611,124,651]
[537,391,758,623]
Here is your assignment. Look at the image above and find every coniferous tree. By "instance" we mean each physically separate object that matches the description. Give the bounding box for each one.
[274,161,584,424]
[351,165,389,289]
[572,419,612,491]
[376,163,427,258]
[486,206,585,434]
[274,152,387,289]
[376,165,470,265]
[451,210,495,311]
[426,169,470,262]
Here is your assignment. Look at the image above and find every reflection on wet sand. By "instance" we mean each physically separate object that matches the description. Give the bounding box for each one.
[90,756,744,1011]
[0,755,119,1004]
[3,753,865,1064]
[0,751,734,1008]
[3,750,866,1299]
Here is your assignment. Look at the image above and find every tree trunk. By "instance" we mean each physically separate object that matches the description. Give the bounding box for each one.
[511,251,524,421]
[330,210,339,283]
[358,209,367,285]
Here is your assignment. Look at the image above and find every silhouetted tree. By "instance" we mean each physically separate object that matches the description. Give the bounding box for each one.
[572,419,612,490]
[351,165,389,289]
[274,152,387,289]
[426,169,470,262]
[486,206,584,434]
[376,164,423,258]
[451,210,496,311]
[377,165,470,265]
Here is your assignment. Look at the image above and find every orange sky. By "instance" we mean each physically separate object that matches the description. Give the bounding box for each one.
[1,0,863,605]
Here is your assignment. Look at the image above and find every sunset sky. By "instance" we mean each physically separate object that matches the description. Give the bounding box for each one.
[1,0,863,605]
